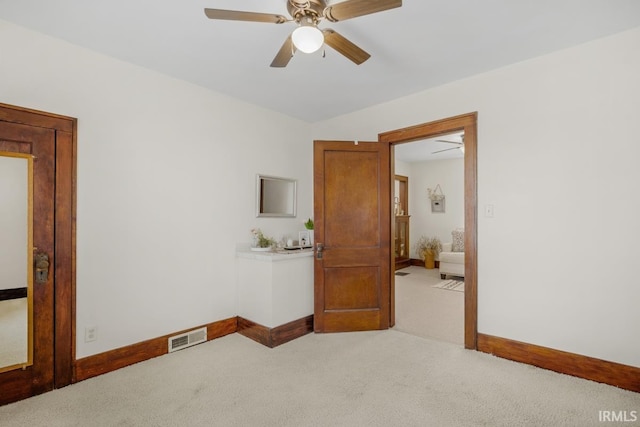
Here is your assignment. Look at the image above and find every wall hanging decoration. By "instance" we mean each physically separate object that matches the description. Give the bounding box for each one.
[428,184,446,213]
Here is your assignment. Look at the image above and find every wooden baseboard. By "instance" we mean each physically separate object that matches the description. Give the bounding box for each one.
[409,258,423,267]
[237,315,314,348]
[75,315,313,383]
[74,317,237,382]
[394,258,411,270]
[0,287,27,301]
[477,333,640,393]
[408,258,440,268]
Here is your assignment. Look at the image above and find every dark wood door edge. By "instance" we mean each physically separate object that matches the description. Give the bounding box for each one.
[477,333,640,393]
[74,317,237,382]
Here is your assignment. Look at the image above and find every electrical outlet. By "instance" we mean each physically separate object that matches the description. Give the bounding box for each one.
[85,326,97,343]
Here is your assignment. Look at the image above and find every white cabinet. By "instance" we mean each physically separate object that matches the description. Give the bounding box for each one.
[236,250,313,328]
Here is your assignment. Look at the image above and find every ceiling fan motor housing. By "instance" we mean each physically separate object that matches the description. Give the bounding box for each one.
[287,0,326,23]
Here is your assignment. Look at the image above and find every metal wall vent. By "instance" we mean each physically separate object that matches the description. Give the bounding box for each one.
[168,327,207,353]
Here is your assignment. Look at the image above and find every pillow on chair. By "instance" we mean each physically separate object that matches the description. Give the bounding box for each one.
[452,228,464,252]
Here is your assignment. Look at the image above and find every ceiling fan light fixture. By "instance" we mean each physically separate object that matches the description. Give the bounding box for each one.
[292,23,324,53]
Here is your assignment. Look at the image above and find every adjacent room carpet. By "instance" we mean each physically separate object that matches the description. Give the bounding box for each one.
[394,266,464,345]
[432,279,464,292]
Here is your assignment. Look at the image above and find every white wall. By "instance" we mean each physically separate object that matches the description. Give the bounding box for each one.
[0,20,314,358]
[395,159,410,177]
[313,27,640,368]
[3,17,639,369]
[408,159,464,259]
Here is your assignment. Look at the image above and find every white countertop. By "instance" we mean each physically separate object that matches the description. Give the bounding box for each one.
[236,248,314,261]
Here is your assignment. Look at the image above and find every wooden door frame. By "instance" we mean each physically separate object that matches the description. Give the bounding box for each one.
[0,102,76,388]
[379,112,478,349]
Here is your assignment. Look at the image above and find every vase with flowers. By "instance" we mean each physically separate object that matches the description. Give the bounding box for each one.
[414,236,442,269]
[250,228,276,251]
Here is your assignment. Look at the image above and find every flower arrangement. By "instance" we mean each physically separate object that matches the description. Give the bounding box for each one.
[250,228,276,248]
[304,218,314,230]
[414,236,442,257]
[414,235,442,269]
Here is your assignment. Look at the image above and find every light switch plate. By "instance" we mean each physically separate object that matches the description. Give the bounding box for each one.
[485,204,494,218]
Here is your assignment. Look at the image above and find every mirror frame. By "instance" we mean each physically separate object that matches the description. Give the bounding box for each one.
[256,174,297,218]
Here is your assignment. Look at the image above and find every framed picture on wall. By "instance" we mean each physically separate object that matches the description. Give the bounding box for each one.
[431,197,445,213]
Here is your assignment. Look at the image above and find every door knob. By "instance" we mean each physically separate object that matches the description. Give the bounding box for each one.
[316,243,324,259]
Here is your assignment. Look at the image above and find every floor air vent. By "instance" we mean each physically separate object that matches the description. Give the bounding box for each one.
[168,327,207,353]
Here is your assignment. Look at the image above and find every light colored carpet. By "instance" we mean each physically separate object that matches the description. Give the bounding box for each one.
[394,266,464,345]
[432,279,464,292]
[1,331,638,426]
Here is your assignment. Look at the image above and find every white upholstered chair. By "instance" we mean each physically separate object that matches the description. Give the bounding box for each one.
[439,229,465,279]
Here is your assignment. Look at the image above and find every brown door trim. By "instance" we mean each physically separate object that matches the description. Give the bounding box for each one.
[379,112,478,349]
[0,102,77,388]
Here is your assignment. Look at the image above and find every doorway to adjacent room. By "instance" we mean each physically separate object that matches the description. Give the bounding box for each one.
[379,112,478,349]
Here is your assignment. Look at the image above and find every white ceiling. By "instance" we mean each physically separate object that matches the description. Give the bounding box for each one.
[395,132,464,163]
[1,1,640,123]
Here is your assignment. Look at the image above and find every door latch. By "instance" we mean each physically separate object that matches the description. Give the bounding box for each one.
[35,252,50,284]
[316,243,324,259]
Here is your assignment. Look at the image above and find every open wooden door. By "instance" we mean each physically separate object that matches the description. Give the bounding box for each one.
[313,140,391,332]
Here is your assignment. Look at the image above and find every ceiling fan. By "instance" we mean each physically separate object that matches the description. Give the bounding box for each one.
[432,135,465,154]
[204,0,402,67]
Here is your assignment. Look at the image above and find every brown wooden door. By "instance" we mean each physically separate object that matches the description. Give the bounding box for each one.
[0,121,56,404]
[313,140,391,332]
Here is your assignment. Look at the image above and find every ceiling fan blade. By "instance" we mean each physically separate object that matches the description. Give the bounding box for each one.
[322,29,370,65]
[270,36,296,68]
[432,147,459,154]
[435,140,463,145]
[204,8,287,24]
[324,0,402,22]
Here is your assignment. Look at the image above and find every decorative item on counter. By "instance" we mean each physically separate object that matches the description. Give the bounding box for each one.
[298,230,311,247]
[304,218,314,245]
[250,228,276,251]
[414,236,442,269]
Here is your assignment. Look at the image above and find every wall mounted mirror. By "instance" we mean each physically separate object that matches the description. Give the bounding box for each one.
[256,174,297,217]
[0,152,33,374]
